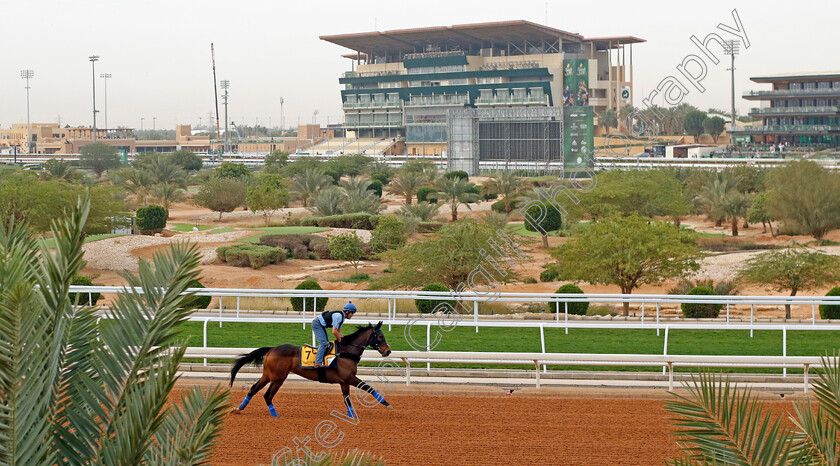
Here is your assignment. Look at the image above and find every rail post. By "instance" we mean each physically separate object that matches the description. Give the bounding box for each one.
[203,318,210,367]
[656,303,660,336]
[534,360,541,388]
[218,297,223,327]
[641,301,645,324]
[662,325,670,375]
[402,357,411,386]
[750,304,754,338]
[726,303,730,324]
[303,296,306,330]
[555,300,559,322]
[236,296,240,319]
[783,326,787,377]
[804,364,810,393]
[540,323,546,373]
[426,322,431,371]
[564,301,569,335]
[812,304,816,326]
[474,300,479,333]
[668,362,674,391]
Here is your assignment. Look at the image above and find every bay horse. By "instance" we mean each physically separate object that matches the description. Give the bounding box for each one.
[229,322,392,418]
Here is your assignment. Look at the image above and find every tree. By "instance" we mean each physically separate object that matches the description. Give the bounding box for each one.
[695,175,740,227]
[665,357,840,464]
[340,177,382,214]
[149,183,185,219]
[599,108,618,132]
[41,159,80,182]
[263,150,289,174]
[738,245,840,319]
[377,219,521,290]
[683,110,707,140]
[484,171,523,213]
[747,192,774,234]
[246,174,289,225]
[720,190,751,237]
[194,177,247,220]
[329,232,365,273]
[0,198,228,464]
[79,142,121,177]
[369,216,407,253]
[386,171,427,205]
[551,215,701,315]
[147,155,187,187]
[703,116,726,143]
[135,204,167,234]
[308,187,345,217]
[431,177,480,222]
[399,202,441,222]
[169,149,203,171]
[214,161,250,179]
[766,160,840,245]
[523,201,563,248]
[292,168,333,207]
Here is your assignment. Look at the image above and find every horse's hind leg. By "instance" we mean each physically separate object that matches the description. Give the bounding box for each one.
[264,372,289,417]
[234,374,270,412]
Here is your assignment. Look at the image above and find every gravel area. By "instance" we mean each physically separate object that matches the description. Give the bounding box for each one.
[82,230,251,272]
[691,246,840,281]
[311,228,372,242]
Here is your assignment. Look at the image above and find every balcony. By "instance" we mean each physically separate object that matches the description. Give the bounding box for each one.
[344,121,403,128]
[342,100,403,109]
[749,106,840,117]
[729,124,840,134]
[743,88,840,99]
[405,95,470,107]
[475,95,548,106]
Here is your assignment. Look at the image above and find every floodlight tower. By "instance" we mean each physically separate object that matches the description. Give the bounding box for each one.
[220,79,230,154]
[100,73,112,136]
[724,40,740,145]
[20,69,34,154]
[279,96,285,132]
[89,55,100,141]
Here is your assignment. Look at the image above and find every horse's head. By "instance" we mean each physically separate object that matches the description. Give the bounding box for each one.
[369,321,391,357]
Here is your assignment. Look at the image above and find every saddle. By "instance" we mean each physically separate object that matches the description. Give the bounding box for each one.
[300,342,337,369]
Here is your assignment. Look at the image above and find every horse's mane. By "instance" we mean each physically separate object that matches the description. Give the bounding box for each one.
[343,324,375,342]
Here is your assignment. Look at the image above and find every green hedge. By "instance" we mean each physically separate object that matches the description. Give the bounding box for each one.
[443,170,469,181]
[183,279,212,310]
[301,213,381,230]
[550,284,588,315]
[819,286,840,320]
[259,234,330,259]
[69,275,101,305]
[681,286,723,318]
[216,244,285,269]
[135,205,166,234]
[540,269,559,282]
[491,199,506,213]
[291,280,328,313]
[416,187,437,204]
[415,283,456,314]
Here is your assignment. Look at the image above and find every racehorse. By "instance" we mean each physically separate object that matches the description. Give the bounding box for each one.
[229,322,392,418]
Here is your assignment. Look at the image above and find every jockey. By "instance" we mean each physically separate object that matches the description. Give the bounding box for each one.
[312,301,357,368]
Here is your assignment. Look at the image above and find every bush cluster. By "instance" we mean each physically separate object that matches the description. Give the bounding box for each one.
[69,275,102,306]
[259,234,331,259]
[416,187,437,204]
[820,286,840,320]
[292,280,328,313]
[183,279,212,310]
[416,222,444,233]
[135,205,167,234]
[216,244,285,269]
[491,200,507,213]
[680,286,723,318]
[415,283,456,314]
[540,269,559,282]
[550,284,588,315]
[301,213,381,230]
[443,170,469,181]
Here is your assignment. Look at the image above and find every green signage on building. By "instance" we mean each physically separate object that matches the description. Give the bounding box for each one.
[562,59,594,177]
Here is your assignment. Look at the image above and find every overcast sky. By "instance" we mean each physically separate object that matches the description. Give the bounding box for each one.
[2,0,837,131]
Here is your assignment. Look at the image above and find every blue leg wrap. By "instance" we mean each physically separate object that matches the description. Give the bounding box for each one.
[346,405,356,419]
[268,404,278,417]
[371,390,386,403]
[238,395,252,410]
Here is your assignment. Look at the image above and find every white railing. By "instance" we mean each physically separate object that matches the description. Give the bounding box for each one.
[184,346,825,392]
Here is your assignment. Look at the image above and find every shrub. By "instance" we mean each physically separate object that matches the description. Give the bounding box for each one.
[523,277,538,284]
[491,199,507,213]
[680,285,723,318]
[443,170,469,181]
[182,279,212,310]
[369,216,407,253]
[309,236,332,259]
[416,187,437,204]
[484,192,499,200]
[370,171,390,185]
[416,222,444,233]
[215,244,285,268]
[415,283,456,314]
[540,269,559,282]
[368,179,383,197]
[819,286,840,320]
[135,204,167,234]
[551,284,588,315]
[68,275,101,305]
[301,213,380,230]
[344,273,370,283]
[291,280,328,313]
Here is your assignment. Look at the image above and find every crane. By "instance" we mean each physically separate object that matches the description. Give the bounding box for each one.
[229,121,243,142]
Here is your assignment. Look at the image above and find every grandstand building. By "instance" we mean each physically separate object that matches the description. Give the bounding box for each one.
[321,20,642,174]
[732,72,840,146]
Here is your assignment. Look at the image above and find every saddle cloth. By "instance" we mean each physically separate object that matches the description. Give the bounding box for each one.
[300,342,337,368]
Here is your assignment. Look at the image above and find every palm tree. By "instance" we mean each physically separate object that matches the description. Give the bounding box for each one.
[339,176,382,214]
[696,175,740,228]
[721,190,751,236]
[386,171,427,205]
[665,355,840,464]
[484,171,523,213]
[308,187,344,216]
[119,167,154,206]
[431,177,480,222]
[150,182,185,219]
[399,202,441,222]
[599,108,618,133]
[0,198,227,464]
[147,155,187,187]
[41,159,79,182]
[292,168,332,207]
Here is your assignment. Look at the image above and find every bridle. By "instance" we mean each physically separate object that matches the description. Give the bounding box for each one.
[338,328,386,353]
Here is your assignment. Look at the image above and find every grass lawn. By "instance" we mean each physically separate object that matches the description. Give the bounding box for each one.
[207,227,235,234]
[237,226,329,243]
[169,223,216,232]
[40,233,125,249]
[505,222,561,237]
[178,321,840,373]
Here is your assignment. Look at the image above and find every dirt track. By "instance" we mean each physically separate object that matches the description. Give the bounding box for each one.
[208,383,683,465]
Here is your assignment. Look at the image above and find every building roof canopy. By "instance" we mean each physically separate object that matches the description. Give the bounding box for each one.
[751,71,840,83]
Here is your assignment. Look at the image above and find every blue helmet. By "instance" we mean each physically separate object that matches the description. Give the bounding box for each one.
[343,301,357,313]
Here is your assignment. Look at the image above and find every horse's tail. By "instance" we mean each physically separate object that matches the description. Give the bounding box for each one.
[229,346,273,387]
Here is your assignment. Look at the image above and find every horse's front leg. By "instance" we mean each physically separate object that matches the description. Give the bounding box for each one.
[348,376,392,409]
[340,383,357,419]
